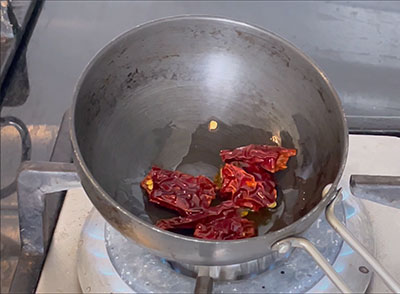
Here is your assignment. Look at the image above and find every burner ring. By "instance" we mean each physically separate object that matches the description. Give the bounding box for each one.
[77,190,372,293]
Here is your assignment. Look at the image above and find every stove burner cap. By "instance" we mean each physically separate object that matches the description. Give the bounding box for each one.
[167,251,290,281]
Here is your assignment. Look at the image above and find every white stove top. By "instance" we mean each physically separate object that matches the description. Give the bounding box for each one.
[36,135,400,293]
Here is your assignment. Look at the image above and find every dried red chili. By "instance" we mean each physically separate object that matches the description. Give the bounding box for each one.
[241,164,277,208]
[156,200,256,240]
[220,144,297,173]
[141,144,296,241]
[156,200,237,230]
[194,217,256,240]
[243,163,275,183]
[219,163,277,211]
[218,163,256,199]
[141,166,216,216]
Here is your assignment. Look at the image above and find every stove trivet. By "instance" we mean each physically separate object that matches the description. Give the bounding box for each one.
[77,192,372,293]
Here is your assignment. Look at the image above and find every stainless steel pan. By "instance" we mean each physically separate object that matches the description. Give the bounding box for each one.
[16,16,399,293]
[71,15,347,265]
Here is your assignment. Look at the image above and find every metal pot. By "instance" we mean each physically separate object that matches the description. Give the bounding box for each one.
[16,16,399,293]
[70,15,347,265]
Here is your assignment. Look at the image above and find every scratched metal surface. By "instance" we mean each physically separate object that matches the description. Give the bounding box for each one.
[1,1,399,293]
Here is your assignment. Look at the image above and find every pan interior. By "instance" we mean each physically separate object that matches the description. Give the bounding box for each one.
[74,18,346,234]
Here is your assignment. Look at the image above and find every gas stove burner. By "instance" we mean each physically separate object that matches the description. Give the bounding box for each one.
[168,254,283,281]
[77,192,373,293]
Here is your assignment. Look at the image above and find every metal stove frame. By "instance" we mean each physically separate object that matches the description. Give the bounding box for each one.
[7,111,400,293]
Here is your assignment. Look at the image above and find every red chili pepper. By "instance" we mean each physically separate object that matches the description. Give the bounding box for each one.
[241,164,277,208]
[141,167,216,216]
[220,144,297,173]
[194,217,256,240]
[156,200,256,240]
[156,200,237,230]
[142,144,296,240]
[242,163,276,184]
[218,163,257,199]
[219,163,277,211]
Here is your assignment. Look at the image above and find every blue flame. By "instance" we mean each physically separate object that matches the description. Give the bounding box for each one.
[86,230,103,240]
[89,249,107,258]
[334,262,345,273]
[160,258,168,265]
[342,191,350,201]
[339,243,354,256]
[99,268,115,276]
[268,263,275,271]
[345,205,357,219]
[317,279,330,291]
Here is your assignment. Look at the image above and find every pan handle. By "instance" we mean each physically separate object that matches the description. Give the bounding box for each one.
[326,191,400,293]
[272,236,351,293]
[273,189,400,294]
